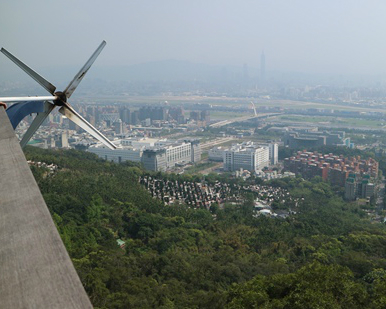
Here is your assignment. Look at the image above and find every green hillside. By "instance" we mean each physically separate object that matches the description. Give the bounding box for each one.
[25,147,386,308]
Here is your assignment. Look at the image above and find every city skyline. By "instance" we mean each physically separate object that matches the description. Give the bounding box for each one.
[2,1,386,80]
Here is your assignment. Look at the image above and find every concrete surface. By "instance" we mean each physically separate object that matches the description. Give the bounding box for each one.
[0,108,92,308]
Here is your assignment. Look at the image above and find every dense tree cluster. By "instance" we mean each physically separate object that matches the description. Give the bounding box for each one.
[25,146,386,308]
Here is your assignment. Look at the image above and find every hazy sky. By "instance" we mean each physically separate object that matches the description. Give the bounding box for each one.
[1,0,386,77]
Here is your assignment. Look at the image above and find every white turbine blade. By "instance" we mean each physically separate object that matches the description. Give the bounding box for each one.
[59,102,116,150]
[20,102,55,148]
[63,41,106,99]
[1,48,56,95]
[0,96,57,103]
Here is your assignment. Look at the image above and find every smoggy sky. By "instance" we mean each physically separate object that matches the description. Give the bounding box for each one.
[1,0,386,76]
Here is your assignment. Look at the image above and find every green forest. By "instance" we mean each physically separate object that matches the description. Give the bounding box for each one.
[25,146,386,308]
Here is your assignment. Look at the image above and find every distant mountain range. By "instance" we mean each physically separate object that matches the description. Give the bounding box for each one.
[1,59,383,88]
[87,60,251,83]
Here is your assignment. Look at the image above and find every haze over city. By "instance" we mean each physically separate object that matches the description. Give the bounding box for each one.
[5,1,386,308]
[2,0,386,85]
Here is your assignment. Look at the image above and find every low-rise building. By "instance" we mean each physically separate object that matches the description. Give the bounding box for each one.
[87,137,201,171]
[88,145,143,164]
[284,129,349,149]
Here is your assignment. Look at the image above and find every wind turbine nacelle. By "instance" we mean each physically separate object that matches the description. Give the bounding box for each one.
[54,92,67,106]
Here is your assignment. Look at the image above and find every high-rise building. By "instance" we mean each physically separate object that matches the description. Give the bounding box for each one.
[139,106,167,121]
[200,110,210,123]
[260,51,266,83]
[113,119,124,135]
[131,111,139,125]
[344,174,375,201]
[344,177,357,201]
[61,131,69,148]
[119,107,131,124]
[361,180,375,199]
[169,107,184,121]
[243,63,249,82]
[190,111,200,121]
[268,143,278,165]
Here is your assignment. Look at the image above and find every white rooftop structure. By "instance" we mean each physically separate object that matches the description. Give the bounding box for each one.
[87,137,201,171]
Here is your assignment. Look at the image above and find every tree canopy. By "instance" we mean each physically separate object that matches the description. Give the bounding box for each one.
[25,146,386,308]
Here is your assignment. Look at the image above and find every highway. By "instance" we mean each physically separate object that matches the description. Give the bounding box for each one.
[209,113,281,128]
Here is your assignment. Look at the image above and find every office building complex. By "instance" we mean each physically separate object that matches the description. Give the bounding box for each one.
[209,142,277,172]
[88,145,143,164]
[223,142,270,173]
[284,129,351,149]
[88,137,201,171]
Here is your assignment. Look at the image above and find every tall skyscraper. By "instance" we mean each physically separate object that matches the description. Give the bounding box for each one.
[243,63,249,82]
[268,143,278,165]
[119,107,131,124]
[260,51,266,83]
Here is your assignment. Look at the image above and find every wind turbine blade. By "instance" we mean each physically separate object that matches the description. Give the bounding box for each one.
[63,41,106,99]
[59,102,116,150]
[1,48,56,95]
[20,102,55,148]
[0,96,57,103]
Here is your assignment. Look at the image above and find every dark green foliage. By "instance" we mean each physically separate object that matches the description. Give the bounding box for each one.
[25,146,386,308]
[226,262,368,308]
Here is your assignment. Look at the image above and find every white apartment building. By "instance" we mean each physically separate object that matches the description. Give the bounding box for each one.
[255,147,270,170]
[223,142,270,173]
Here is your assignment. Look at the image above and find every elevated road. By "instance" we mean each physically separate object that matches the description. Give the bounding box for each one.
[0,108,92,308]
[209,113,281,128]
[200,137,235,150]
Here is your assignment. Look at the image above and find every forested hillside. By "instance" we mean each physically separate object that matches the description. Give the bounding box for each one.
[25,147,386,308]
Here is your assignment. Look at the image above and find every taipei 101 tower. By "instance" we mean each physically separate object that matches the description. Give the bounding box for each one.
[260,51,266,83]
